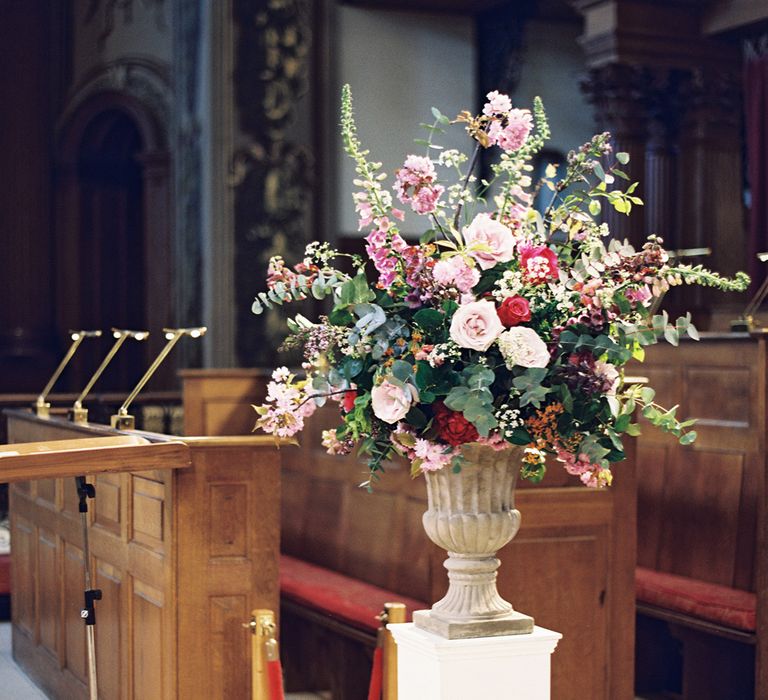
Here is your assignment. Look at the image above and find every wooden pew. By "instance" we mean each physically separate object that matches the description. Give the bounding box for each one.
[633,332,768,700]
[4,408,282,699]
[182,368,638,700]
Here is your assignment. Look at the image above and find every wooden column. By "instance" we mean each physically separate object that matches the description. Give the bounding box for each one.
[573,0,744,330]
[581,64,648,249]
[0,1,57,391]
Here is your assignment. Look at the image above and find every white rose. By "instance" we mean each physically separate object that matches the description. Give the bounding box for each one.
[371,379,419,424]
[463,213,516,270]
[497,327,550,368]
[449,299,504,351]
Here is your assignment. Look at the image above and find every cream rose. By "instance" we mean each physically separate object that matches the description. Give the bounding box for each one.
[463,213,516,270]
[371,379,418,424]
[497,327,550,368]
[449,299,504,351]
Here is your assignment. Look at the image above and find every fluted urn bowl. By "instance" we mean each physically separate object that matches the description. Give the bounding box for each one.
[413,443,534,639]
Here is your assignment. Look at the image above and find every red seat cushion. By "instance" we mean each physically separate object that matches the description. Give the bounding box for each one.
[636,566,756,633]
[0,555,10,595]
[280,553,428,633]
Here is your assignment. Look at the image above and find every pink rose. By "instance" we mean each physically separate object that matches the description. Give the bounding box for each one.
[371,379,419,424]
[519,244,559,283]
[449,299,504,351]
[463,213,516,270]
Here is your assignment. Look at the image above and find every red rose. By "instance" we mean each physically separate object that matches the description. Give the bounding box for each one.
[519,244,559,283]
[342,390,357,413]
[497,295,531,327]
[433,401,479,446]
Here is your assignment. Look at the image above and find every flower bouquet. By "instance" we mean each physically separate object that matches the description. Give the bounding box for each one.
[252,85,747,491]
[252,85,747,637]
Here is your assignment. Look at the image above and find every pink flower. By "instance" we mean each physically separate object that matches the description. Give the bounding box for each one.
[413,439,455,472]
[463,213,516,270]
[483,90,512,117]
[371,380,419,424]
[487,109,533,152]
[449,299,504,351]
[519,244,559,283]
[394,155,444,215]
[497,327,550,369]
[476,432,512,451]
[626,285,652,307]
[433,256,480,293]
[412,185,444,214]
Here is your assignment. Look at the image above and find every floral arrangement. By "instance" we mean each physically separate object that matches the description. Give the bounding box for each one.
[252,85,748,489]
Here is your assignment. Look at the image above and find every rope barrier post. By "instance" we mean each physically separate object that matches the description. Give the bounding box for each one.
[382,602,406,700]
[246,609,282,700]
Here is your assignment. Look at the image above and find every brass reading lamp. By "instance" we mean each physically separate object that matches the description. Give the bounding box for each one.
[648,248,712,317]
[111,326,206,430]
[70,329,150,424]
[35,330,102,418]
[730,252,768,332]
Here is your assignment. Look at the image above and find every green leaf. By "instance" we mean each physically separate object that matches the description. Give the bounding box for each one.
[679,431,697,445]
[510,427,532,445]
[616,152,630,165]
[405,407,427,428]
[593,162,606,181]
[588,199,601,216]
[413,308,444,330]
[391,360,414,382]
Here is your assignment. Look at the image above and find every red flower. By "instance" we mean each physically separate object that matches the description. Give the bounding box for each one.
[519,244,559,283]
[433,401,479,446]
[497,295,531,327]
[342,390,357,413]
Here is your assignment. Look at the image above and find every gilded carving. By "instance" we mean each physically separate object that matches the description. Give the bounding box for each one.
[232,0,316,366]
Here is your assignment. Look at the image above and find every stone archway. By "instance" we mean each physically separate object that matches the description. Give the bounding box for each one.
[55,88,173,390]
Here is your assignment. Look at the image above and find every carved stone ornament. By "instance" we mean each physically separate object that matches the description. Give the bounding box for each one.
[85,0,167,46]
[414,443,535,639]
[58,58,171,143]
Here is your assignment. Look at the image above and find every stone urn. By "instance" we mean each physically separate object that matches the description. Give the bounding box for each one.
[413,443,534,639]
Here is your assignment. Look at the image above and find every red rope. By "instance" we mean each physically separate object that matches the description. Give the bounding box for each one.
[368,646,383,700]
[267,658,285,700]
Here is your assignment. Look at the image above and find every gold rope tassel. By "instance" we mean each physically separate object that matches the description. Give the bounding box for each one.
[246,609,281,700]
[379,602,406,700]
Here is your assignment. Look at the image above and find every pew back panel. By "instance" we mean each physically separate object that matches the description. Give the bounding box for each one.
[6,409,281,700]
[633,333,767,699]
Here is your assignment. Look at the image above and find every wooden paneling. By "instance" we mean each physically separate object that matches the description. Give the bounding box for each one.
[210,595,250,699]
[94,560,122,700]
[63,542,86,682]
[6,409,282,699]
[132,579,164,700]
[633,336,760,590]
[180,368,269,437]
[633,333,768,699]
[11,515,35,636]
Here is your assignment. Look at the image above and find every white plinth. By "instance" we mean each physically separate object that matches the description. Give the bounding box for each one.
[390,623,562,700]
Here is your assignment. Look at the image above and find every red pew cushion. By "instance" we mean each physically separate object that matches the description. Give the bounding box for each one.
[636,566,756,633]
[280,553,428,633]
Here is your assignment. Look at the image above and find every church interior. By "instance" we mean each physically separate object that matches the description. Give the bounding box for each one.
[1,0,767,698]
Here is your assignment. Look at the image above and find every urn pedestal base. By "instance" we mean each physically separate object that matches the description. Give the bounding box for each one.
[391,623,562,700]
[413,608,534,640]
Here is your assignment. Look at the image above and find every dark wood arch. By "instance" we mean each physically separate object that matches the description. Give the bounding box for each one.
[55,90,173,391]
